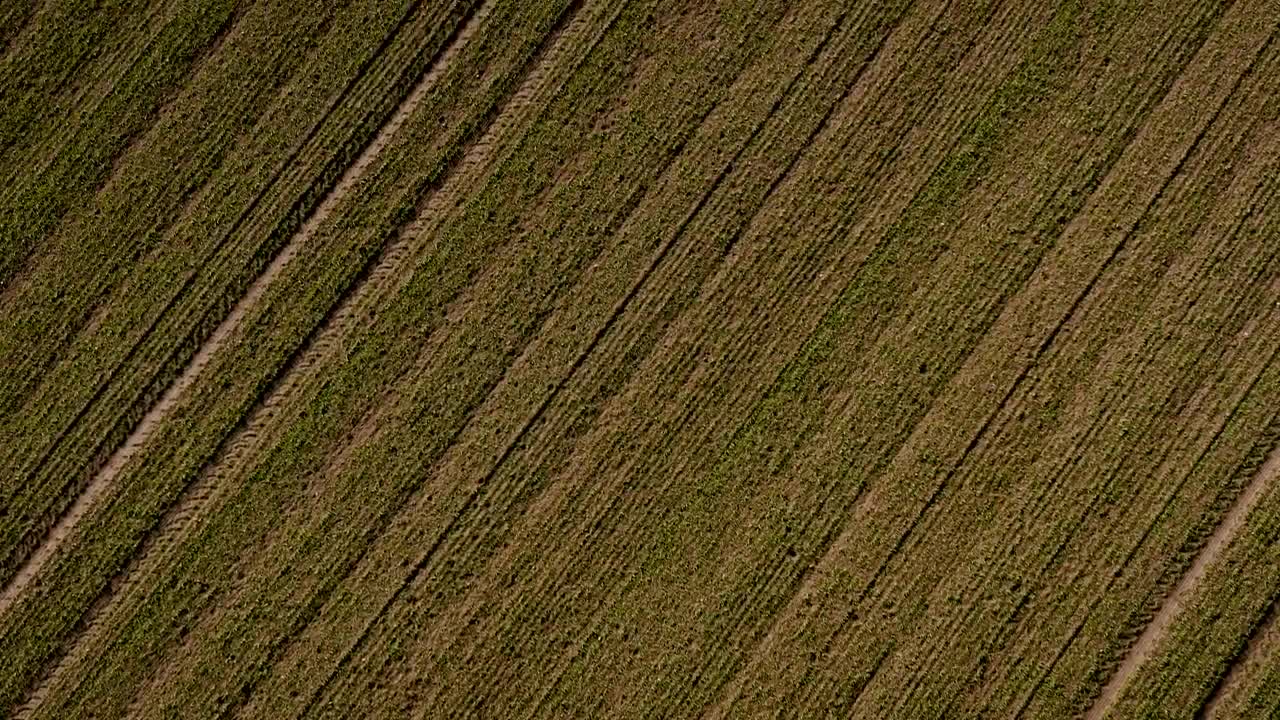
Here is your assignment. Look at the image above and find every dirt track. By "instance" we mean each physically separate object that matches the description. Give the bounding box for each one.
[0,0,492,620]
[3,1,1280,718]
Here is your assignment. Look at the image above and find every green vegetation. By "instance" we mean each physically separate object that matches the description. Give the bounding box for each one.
[1,0,1278,717]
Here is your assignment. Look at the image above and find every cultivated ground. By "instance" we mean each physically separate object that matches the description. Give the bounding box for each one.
[1,1,1278,718]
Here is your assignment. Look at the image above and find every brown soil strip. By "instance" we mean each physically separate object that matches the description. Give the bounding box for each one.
[1085,444,1280,720]
[0,0,483,623]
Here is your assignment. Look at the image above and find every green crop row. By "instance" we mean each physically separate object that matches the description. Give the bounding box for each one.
[52,2,682,714]
[0,0,237,286]
[0,0,465,588]
[0,0,583,712]
[497,0,1257,715]
[0,0,144,170]
[317,0,1090,713]
[0,1,38,53]
[1211,609,1280,719]
[292,1,886,714]
[1108,414,1280,718]
[12,0,822,716]
[383,0,1076,711]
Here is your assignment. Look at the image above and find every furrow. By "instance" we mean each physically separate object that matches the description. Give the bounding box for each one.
[0,0,481,621]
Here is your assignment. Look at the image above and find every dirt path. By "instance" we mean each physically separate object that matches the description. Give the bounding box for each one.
[11,0,596,713]
[1084,443,1280,720]
[0,1,482,622]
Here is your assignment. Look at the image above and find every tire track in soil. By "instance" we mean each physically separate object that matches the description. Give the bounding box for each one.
[896,36,1280,707]
[15,0,595,716]
[1075,29,1280,720]
[941,162,1280,720]
[705,1,1258,712]
[1200,591,1280,718]
[0,0,481,636]
[890,51,1280,717]
[958,235,1280,719]
[0,0,301,378]
[285,5,788,714]
[0,0,438,592]
[194,3,638,716]
[1086,444,1280,720]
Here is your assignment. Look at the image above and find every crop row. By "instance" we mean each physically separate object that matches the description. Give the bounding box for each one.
[0,0,334,532]
[293,0,1104,714]
[772,14,1280,714]
[0,0,471,589]
[0,0,236,287]
[0,0,499,710]
[480,0,1109,714]
[292,0,936,713]
[788,15,1276,720]
[0,0,617,714]
[1107,417,1280,718]
[1202,595,1280,718]
[0,1,38,53]
[10,0,830,716]
[7,0,1278,718]
[360,0,1280,716]
[115,2,810,716]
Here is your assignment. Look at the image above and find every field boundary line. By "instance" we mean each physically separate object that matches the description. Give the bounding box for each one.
[0,0,476,622]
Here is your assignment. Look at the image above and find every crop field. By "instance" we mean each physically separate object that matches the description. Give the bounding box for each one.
[1,0,1278,717]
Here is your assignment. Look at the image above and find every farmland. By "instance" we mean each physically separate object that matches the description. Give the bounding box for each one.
[1,0,1278,717]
